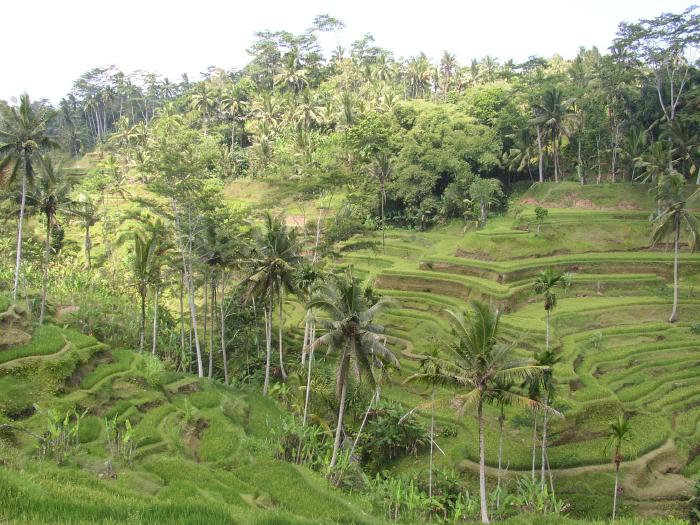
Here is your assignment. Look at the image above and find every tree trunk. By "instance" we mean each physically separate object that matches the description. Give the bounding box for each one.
[13,162,29,301]
[478,398,490,523]
[84,225,92,270]
[612,462,620,521]
[139,290,146,352]
[497,413,504,509]
[277,279,287,380]
[301,314,309,366]
[537,126,544,183]
[39,214,51,325]
[381,185,386,251]
[203,277,208,374]
[430,387,435,500]
[531,413,538,481]
[303,325,314,425]
[330,353,349,468]
[553,130,560,183]
[669,217,680,323]
[578,139,584,185]
[541,393,549,492]
[209,277,215,379]
[220,271,229,385]
[180,270,185,361]
[263,296,273,395]
[151,287,159,355]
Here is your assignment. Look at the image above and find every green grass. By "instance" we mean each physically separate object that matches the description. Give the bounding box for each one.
[0,324,66,364]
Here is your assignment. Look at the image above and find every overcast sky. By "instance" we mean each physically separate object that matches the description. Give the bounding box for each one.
[2,0,692,103]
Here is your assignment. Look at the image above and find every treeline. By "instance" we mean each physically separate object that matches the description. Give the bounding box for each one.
[3,8,699,228]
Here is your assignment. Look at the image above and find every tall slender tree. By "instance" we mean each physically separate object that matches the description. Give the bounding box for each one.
[0,94,58,301]
[605,415,633,522]
[651,172,699,322]
[307,269,399,469]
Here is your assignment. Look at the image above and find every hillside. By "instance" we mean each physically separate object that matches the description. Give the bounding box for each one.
[1,182,698,524]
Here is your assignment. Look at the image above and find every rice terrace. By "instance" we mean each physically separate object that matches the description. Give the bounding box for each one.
[1,2,700,524]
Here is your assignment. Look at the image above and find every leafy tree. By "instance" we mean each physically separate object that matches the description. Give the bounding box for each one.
[605,415,633,521]
[651,172,699,322]
[468,177,503,228]
[534,206,548,236]
[73,193,100,270]
[0,94,58,300]
[308,269,399,469]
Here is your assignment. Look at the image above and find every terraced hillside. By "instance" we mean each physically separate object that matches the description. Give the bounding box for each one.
[0,326,382,525]
[331,183,700,518]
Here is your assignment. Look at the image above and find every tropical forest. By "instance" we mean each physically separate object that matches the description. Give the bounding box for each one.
[1,4,700,524]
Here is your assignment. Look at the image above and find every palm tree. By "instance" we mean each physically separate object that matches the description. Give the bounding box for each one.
[533,349,561,493]
[403,347,446,501]
[0,94,58,301]
[605,415,633,521]
[505,128,536,182]
[532,88,576,182]
[74,194,100,270]
[26,160,75,324]
[488,379,515,509]
[190,82,215,135]
[307,269,399,469]
[128,228,158,353]
[297,262,323,425]
[651,172,699,322]
[368,152,392,249]
[417,301,551,524]
[244,213,300,393]
[533,269,570,351]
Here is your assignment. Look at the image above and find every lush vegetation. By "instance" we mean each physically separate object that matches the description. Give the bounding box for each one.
[1,6,700,525]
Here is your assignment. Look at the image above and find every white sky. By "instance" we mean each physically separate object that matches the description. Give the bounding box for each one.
[2,0,691,103]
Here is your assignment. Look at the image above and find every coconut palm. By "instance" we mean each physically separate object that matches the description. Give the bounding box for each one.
[605,415,633,521]
[297,262,323,425]
[505,128,537,182]
[307,269,399,469]
[26,160,76,324]
[488,378,515,508]
[74,193,100,270]
[0,94,59,300]
[651,172,699,322]
[416,301,551,524]
[368,152,392,249]
[533,269,570,351]
[129,229,157,352]
[532,88,577,182]
[190,82,215,135]
[533,349,561,493]
[244,213,301,393]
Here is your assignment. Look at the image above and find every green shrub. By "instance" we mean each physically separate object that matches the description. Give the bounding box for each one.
[77,415,101,443]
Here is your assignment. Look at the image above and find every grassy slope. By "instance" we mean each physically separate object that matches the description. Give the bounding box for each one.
[2,181,698,523]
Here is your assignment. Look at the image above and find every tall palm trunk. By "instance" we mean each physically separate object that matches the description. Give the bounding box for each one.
[477,398,490,524]
[13,159,30,301]
[39,213,51,325]
[179,271,185,361]
[536,125,544,183]
[381,185,386,251]
[203,279,208,374]
[209,278,215,379]
[220,271,229,385]
[84,225,92,270]
[669,216,680,323]
[139,290,146,352]
[553,130,560,183]
[263,295,273,395]
[531,413,538,481]
[429,387,435,500]
[151,287,159,354]
[330,352,350,469]
[541,393,549,491]
[303,320,315,425]
[546,309,550,351]
[612,458,620,521]
[277,279,287,380]
[497,412,504,509]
